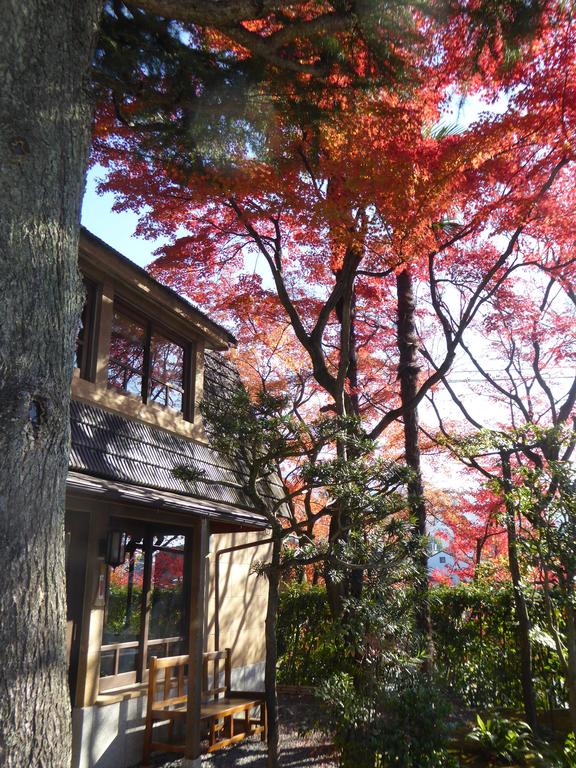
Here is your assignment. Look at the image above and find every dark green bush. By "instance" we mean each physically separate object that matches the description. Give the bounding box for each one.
[277,581,349,685]
[430,583,565,710]
[277,581,566,712]
[319,668,458,768]
[466,714,542,765]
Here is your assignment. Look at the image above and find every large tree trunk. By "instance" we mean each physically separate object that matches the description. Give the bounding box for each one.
[396,267,434,665]
[564,601,576,732]
[0,3,101,766]
[264,538,282,768]
[500,454,538,731]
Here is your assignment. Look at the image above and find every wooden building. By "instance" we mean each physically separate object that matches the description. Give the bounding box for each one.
[67,230,271,768]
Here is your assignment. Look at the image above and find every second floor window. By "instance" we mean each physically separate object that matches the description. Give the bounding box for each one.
[75,279,98,380]
[149,333,184,412]
[108,305,189,417]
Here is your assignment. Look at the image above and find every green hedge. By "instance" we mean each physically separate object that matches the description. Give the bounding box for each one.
[277,582,348,686]
[277,581,566,709]
[430,584,565,710]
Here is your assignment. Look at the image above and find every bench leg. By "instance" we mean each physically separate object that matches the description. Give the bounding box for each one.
[225,713,233,740]
[142,713,153,767]
[209,717,217,748]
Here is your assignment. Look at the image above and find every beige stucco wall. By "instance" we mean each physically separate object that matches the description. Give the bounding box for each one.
[205,531,272,670]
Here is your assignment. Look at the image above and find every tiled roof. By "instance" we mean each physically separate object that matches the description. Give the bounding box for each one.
[204,348,243,403]
[66,472,268,529]
[68,352,280,526]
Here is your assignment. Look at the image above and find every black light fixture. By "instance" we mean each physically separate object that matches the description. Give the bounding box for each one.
[105,530,127,568]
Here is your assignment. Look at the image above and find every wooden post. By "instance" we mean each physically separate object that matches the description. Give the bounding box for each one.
[184,518,209,767]
[137,531,154,682]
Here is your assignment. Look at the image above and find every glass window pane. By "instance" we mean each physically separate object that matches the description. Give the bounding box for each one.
[118,647,139,675]
[147,643,186,674]
[102,539,143,645]
[108,309,145,397]
[99,648,115,678]
[149,535,185,641]
[99,531,187,682]
[167,387,183,412]
[149,334,184,412]
[75,308,86,369]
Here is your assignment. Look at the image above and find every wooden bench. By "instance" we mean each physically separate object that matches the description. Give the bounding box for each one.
[142,649,266,765]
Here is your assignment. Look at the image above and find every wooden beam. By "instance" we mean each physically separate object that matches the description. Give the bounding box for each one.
[184,518,209,766]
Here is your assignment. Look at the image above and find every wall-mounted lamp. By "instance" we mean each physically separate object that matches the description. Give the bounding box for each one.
[105,530,127,568]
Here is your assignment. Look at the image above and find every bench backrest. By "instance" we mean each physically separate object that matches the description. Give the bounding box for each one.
[147,649,233,706]
[148,653,189,706]
[202,649,231,701]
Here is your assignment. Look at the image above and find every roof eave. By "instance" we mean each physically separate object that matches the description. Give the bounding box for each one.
[66,471,269,531]
[79,228,237,349]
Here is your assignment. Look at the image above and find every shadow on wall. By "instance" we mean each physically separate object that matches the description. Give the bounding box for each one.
[206,532,271,687]
[73,695,169,768]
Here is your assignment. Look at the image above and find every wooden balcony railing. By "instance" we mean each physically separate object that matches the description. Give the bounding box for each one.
[99,635,184,691]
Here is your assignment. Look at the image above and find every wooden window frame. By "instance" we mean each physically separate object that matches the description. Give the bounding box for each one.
[99,522,191,692]
[76,279,100,381]
[108,300,196,422]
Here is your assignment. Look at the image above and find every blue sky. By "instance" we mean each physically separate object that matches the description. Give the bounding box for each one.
[81,159,271,289]
[81,168,166,268]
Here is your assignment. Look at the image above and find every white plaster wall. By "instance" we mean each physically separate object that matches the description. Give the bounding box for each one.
[427,551,460,584]
[231,661,265,692]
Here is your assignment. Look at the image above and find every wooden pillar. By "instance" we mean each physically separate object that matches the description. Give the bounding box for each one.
[137,531,154,681]
[184,518,209,767]
[74,506,108,708]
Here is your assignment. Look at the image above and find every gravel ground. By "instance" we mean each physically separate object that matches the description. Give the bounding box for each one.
[144,694,337,768]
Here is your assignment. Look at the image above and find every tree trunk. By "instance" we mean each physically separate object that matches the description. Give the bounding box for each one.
[396,267,434,665]
[564,601,576,732]
[265,537,282,768]
[0,3,101,766]
[326,274,363,613]
[500,454,538,731]
[325,512,347,619]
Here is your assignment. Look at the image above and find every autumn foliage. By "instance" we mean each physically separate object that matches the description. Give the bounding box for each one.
[91,2,576,590]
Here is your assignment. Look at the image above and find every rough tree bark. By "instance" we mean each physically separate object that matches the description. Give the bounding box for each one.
[500,453,538,731]
[0,2,102,765]
[396,267,434,665]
